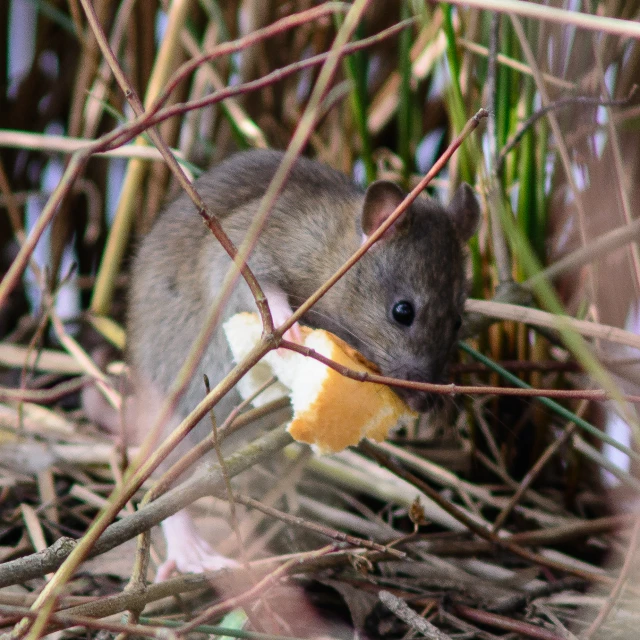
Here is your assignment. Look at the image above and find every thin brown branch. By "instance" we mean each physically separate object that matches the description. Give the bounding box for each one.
[452,604,566,640]
[63,547,392,623]
[231,493,405,558]
[276,108,489,337]
[177,546,336,635]
[583,515,640,639]
[78,0,274,334]
[491,422,578,533]
[415,514,635,557]
[358,440,615,586]
[0,604,167,639]
[498,86,638,171]
[0,377,89,403]
[379,590,453,640]
[102,20,420,152]
[0,19,412,310]
[0,426,293,589]
[153,3,351,112]
[280,339,640,403]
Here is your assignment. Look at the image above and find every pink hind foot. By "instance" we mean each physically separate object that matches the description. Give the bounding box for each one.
[155,510,238,582]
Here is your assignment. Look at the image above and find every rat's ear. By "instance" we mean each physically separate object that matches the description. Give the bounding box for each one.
[361,181,406,239]
[448,183,480,242]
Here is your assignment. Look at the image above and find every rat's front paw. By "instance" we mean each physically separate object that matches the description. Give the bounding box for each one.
[156,511,238,582]
[155,541,238,582]
[263,284,303,350]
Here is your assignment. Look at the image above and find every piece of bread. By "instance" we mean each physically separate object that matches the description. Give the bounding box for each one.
[223,313,417,453]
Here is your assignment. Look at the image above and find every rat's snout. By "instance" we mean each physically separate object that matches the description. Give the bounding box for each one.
[395,365,446,413]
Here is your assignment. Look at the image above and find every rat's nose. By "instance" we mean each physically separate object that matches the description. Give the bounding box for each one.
[405,363,443,386]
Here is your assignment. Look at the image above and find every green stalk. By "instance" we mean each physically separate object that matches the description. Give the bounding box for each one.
[441,4,481,295]
[496,188,640,444]
[516,74,537,273]
[342,20,375,183]
[535,116,550,260]
[440,3,473,184]
[459,342,640,466]
[398,0,413,185]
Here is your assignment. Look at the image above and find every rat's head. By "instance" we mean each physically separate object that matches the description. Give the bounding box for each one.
[342,180,480,412]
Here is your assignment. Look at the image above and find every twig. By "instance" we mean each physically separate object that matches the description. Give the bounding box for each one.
[177,546,336,635]
[488,577,586,614]
[281,338,640,403]
[420,514,634,557]
[153,4,350,113]
[442,0,640,39]
[0,19,411,311]
[572,434,640,493]
[78,0,275,347]
[0,426,293,589]
[498,86,638,171]
[276,108,488,338]
[231,493,405,558]
[0,343,83,374]
[524,197,640,287]
[491,422,577,533]
[148,397,290,501]
[0,377,88,403]
[465,298,640,350]
[379,590,453,640]
[0,604,169,639]
[457,38,575,90]
[49,309,121,410]
[459,342,640,465]
[0,129,185,161]
[61,548,393,622]
[103,19,415,152]
[205,374,246,568]
[452,604,566,640]
[358,440,614,585]
[582,516,640,639]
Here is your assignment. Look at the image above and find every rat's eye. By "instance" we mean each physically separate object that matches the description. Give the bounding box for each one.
[392,300,415,326]
[454,314,462,332]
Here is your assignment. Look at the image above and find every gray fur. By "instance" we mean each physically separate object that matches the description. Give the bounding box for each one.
[128,149,480,453]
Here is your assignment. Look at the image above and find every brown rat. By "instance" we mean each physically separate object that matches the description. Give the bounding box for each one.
[126,149,480,578]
